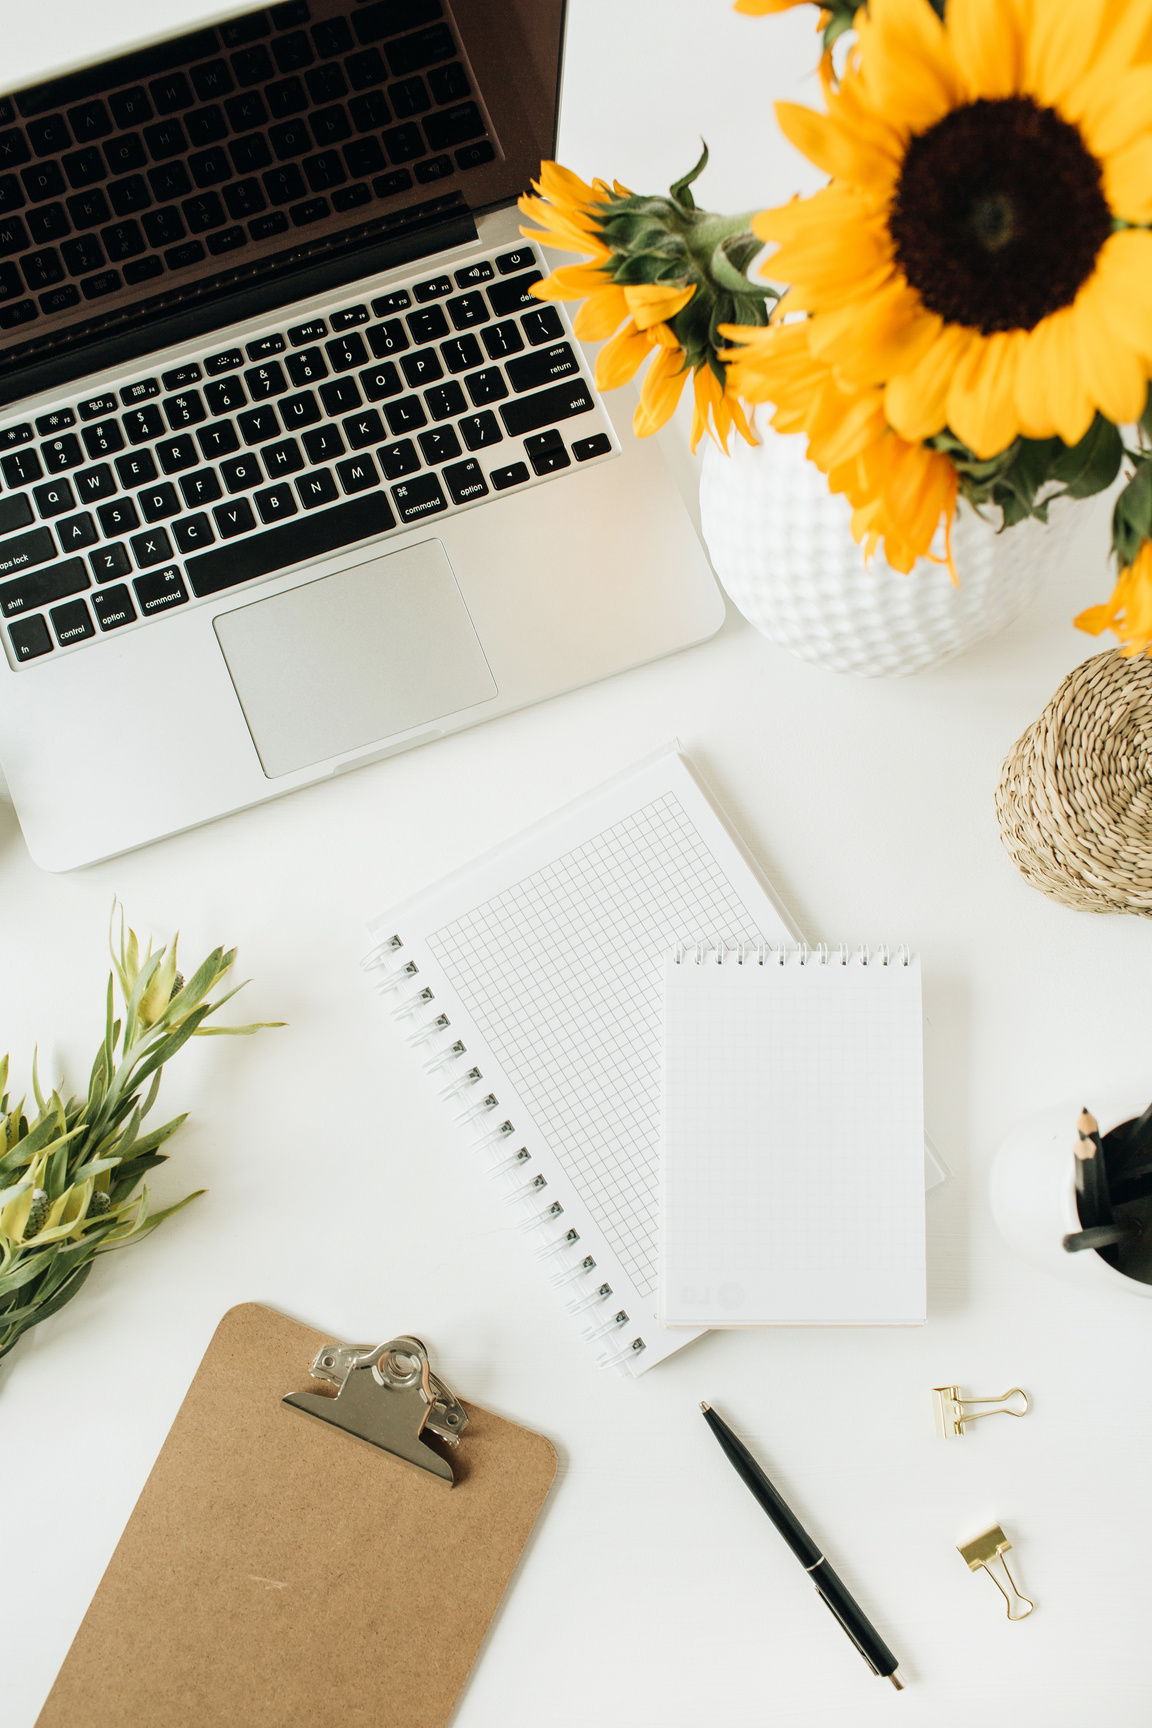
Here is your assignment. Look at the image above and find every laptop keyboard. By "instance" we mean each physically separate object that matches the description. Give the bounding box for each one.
[0,241,617,666]
[0,0,495,341]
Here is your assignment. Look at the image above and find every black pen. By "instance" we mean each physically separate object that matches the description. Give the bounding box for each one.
[701,1402,904,1690]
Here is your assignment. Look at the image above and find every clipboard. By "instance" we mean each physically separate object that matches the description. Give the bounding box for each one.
[35,1303,558,1728]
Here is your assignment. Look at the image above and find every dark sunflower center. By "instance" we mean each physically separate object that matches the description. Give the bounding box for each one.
[888,96,1112,334]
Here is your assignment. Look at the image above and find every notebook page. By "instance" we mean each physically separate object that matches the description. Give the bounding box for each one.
[661,951,926,1326]
[367,748,799,1372]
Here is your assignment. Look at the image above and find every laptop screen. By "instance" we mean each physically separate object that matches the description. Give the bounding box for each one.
[0,0,565,403]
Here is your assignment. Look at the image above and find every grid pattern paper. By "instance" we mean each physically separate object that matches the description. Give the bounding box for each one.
[427,793,763,1294]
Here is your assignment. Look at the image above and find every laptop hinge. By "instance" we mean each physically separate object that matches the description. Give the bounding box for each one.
[0,195,479,411]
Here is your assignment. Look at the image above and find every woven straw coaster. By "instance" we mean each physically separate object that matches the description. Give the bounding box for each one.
[996,650,1152,915]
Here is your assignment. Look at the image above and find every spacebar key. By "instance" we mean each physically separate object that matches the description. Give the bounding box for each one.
[185,493,396,598]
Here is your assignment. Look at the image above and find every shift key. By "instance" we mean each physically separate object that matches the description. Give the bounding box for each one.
[500,379,595,439]
[0,525,55,580]
[0,555,89,618]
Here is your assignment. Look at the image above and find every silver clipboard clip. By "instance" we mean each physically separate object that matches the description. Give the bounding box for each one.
[283,1335,469,1485]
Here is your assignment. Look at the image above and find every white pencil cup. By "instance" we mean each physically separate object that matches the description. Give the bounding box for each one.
[990,1098,1152,1297]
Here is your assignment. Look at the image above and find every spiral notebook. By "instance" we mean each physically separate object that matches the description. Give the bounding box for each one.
[661,945,926,1326]
[364,744,942,1375]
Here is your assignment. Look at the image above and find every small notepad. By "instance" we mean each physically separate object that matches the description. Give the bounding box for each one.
[661,947,926,1326]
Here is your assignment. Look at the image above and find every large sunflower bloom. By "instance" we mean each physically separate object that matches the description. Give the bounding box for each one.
[1076,542,1152,657]
[722,319,958,572]
[519,162,757,452]
[755,0,1152,461]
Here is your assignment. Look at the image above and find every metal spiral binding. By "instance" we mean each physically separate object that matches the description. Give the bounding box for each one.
[365,934,644,1371]
[598,1335,646,1369]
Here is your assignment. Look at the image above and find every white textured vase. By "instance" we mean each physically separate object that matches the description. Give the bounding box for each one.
[699,416,1054,678]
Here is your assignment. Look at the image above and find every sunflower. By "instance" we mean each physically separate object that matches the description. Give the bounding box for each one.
[1076,543,1152,657]
[519,161,763,452]
[722,317,959,571]
[754,0,1152,463]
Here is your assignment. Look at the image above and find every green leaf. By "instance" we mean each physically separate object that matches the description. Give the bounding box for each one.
[0,1242,61,1299]
[1048,414,1123,499]
[1112,459,1152,566]
[668,144,708,211]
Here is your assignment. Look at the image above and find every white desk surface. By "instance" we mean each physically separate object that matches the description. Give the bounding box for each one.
[3,5,1151,1725]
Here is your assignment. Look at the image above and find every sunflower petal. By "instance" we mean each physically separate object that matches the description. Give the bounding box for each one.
[572,284,630,341]
[946,331,1023,458]
[1026,0,1111,111]
[947,0,1024,99]
[855,0,963,137]
[596,323,652,390]
[623,282,695,330]
[884,320,972,440]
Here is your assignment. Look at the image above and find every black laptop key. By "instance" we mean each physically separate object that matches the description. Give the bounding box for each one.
[90,542,131,581]
[239,406,282,445]
[336,452,379,495]
[81,269,121,301]
[173,513,215,553]
[418,427,461,465]
[458,411,502,451]
[197,422,241,462]
[263,438,304,476]
[368,318,408,358]
[50,597,95,645]
[573,433,613,461]
[110,90,152,130]
[386,24,455,77]
[441,334,482,374]
[164,391,207,429]
[41,434,83,473]
[466,367,507,406]
[78,394,117,423]
[107,174,151,218]
[131,526,174,567]
[286,346,327,386]
[24,163,65,203]
[425,382,466,421]
[346,47,385,90]
[400,348,442,387]
[280,390,322,430]
[221,453,263,492]
[359,361,401,401]
[290,196,330,226]
[9,614,52,659]
[191,59,235,102]
[353,0,443,41]
[56,512,98,551]
[505,343,579,394]
[312,17,353,58]
[92,584,136,629]
[0,555,88,616]
[442,458,487,505]
[98,498,140,536]
[381,123,423,165]
[0,526,56,578]
[0,130,31,169]
[391,472,446,522]
[245,360,288,398]
[1,448,43,488]
[488,272,543,318]
[75,464,117,503]
[35,412,75,438]
[424,103,484,152]
[123,404,165,444]
[106,137,148,175]
[407,305,448,345]
[180,469,223,508]
[377,439,419,480]
[40,284,81,313]
[297,469,339,508]
[157,435,199,474]
[302,424,345,464]
[255,482,298,523]
[140,483,180,522]
[0,216,29,257]
[444,290,488,332]
[28,205,70,244]
[325,332,368,372]
[273,30,314,74]
[187,492,395,596]
[82,419,126,458]
[482,320,523,360]
[264,164,307,204]
[133,566,188,613]
[0,297,35,329]
[214,498,257,539]
[23,249,65,291]
[342,410,385,450]
[206,376,247,415]
[391,78,432,120]
[150,72,194,116]
[490,461,528,491]
[501,381,595,439]
[205,346,243,375]
[384,396,426,435]
[317,377,360,416]
[233,45,276,86]
[0,495,33,535]
[496,248,535,277]
[521,306,565,346]
[34,478,76,518]
[334,173,375,207]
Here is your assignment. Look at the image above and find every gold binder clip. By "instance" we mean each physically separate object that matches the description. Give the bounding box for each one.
[283,1335,468,1485]
[932,1384,1028,1439]
[958,1525,1035,1620]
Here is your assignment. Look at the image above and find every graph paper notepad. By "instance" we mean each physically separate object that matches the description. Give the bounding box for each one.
[365,745,941,1374]
[662,948,926,1326]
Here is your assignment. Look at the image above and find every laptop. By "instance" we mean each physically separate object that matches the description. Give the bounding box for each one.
[0,0,722,870]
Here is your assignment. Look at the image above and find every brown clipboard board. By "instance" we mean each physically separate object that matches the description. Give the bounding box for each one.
[35,1303,558,1728]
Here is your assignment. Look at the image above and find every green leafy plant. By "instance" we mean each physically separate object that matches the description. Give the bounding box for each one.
[0,908,280,1365]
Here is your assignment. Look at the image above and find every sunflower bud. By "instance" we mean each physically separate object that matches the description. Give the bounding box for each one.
[24,1188,49,1240]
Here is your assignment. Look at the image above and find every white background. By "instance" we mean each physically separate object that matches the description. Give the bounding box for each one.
[3,4,1151,1725]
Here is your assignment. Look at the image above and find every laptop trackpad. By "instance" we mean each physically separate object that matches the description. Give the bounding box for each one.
[214,538,497,778]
